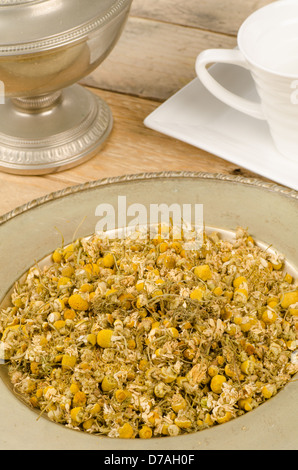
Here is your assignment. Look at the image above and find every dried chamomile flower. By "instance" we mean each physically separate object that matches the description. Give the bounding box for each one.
[1,226,298,438]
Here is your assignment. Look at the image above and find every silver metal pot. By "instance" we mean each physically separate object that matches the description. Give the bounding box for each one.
[0,0,132,174]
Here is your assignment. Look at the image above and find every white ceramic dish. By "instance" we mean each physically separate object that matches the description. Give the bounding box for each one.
[144,63,298,191]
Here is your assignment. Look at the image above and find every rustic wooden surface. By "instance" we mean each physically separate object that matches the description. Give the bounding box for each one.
[0,0,274,216]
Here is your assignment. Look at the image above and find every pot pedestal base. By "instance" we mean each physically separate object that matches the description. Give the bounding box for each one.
[0,84,113,175]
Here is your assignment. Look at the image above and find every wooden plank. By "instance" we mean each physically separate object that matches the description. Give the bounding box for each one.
[130,0,274,36]
[82,17,236,101]
[0,88,270,216]
[48,89,239,182]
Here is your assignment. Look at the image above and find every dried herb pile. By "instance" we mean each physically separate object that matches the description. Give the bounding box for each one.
[1,226,298,439]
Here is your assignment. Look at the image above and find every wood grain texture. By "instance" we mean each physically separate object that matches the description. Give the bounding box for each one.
[130,0,274,36]
[82,17,237,101]
[0,87,269,216]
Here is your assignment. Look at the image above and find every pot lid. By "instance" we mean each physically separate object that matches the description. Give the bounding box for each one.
[0,0,130,55]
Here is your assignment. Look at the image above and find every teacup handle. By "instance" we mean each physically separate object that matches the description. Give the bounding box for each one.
[196,49,266,120]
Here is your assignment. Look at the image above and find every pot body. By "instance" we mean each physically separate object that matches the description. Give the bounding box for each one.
[0,0,132,97]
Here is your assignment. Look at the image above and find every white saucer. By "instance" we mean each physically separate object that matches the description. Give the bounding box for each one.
[144,63,298,191]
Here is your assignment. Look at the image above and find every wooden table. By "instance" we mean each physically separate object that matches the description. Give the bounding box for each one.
[0,0,273,217]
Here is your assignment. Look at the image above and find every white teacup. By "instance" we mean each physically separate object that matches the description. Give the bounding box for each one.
[196,0,298,162]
